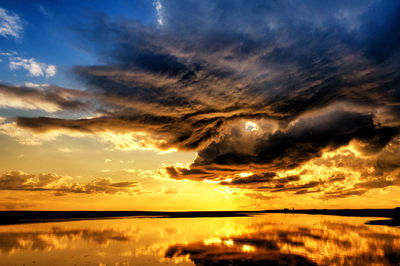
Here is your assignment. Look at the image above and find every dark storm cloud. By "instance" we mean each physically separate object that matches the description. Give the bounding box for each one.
[195,111,397,169]
[167,109,398,183]
[0,171,139,195]
[7,1,400,195]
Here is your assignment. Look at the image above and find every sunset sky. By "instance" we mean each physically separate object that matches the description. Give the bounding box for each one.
[1,0,400,211]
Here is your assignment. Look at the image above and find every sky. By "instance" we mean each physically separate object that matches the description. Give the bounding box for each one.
[0,0,400,211]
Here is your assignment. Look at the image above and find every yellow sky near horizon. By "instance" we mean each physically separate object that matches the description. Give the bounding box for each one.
[1,126,399,211]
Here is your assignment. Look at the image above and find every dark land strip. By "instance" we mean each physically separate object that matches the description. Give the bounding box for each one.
[0,211,251,225]
[264,208,400,226]
[0,208,399,226]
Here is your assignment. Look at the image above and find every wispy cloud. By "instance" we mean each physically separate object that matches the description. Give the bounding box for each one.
[153,0,163,25]
[37,5,49,17]
[0,7,22,39]
[0,83,85,112]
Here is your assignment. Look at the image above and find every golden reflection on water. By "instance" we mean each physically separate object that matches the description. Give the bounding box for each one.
[0,214,399,265]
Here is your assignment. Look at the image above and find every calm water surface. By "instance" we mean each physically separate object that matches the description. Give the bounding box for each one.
[0,214,399,265]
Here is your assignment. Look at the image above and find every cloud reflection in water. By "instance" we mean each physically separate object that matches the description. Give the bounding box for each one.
[0,215,399,265]
[165,215,400,265]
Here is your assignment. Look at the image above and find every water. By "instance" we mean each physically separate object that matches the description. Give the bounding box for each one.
[0,214,399,265]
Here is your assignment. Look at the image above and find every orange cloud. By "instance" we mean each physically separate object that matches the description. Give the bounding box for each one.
[0,171,139,195]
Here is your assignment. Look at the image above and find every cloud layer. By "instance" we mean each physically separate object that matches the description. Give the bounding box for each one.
[2,0,400,198]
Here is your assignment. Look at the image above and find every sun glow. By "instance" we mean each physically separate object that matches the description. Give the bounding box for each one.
[245,121,258,132]
[239,172,253,178]
[242,244,256,252]
[203,178,233,184]
[204,238,222,245]
[222,239,233,247]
